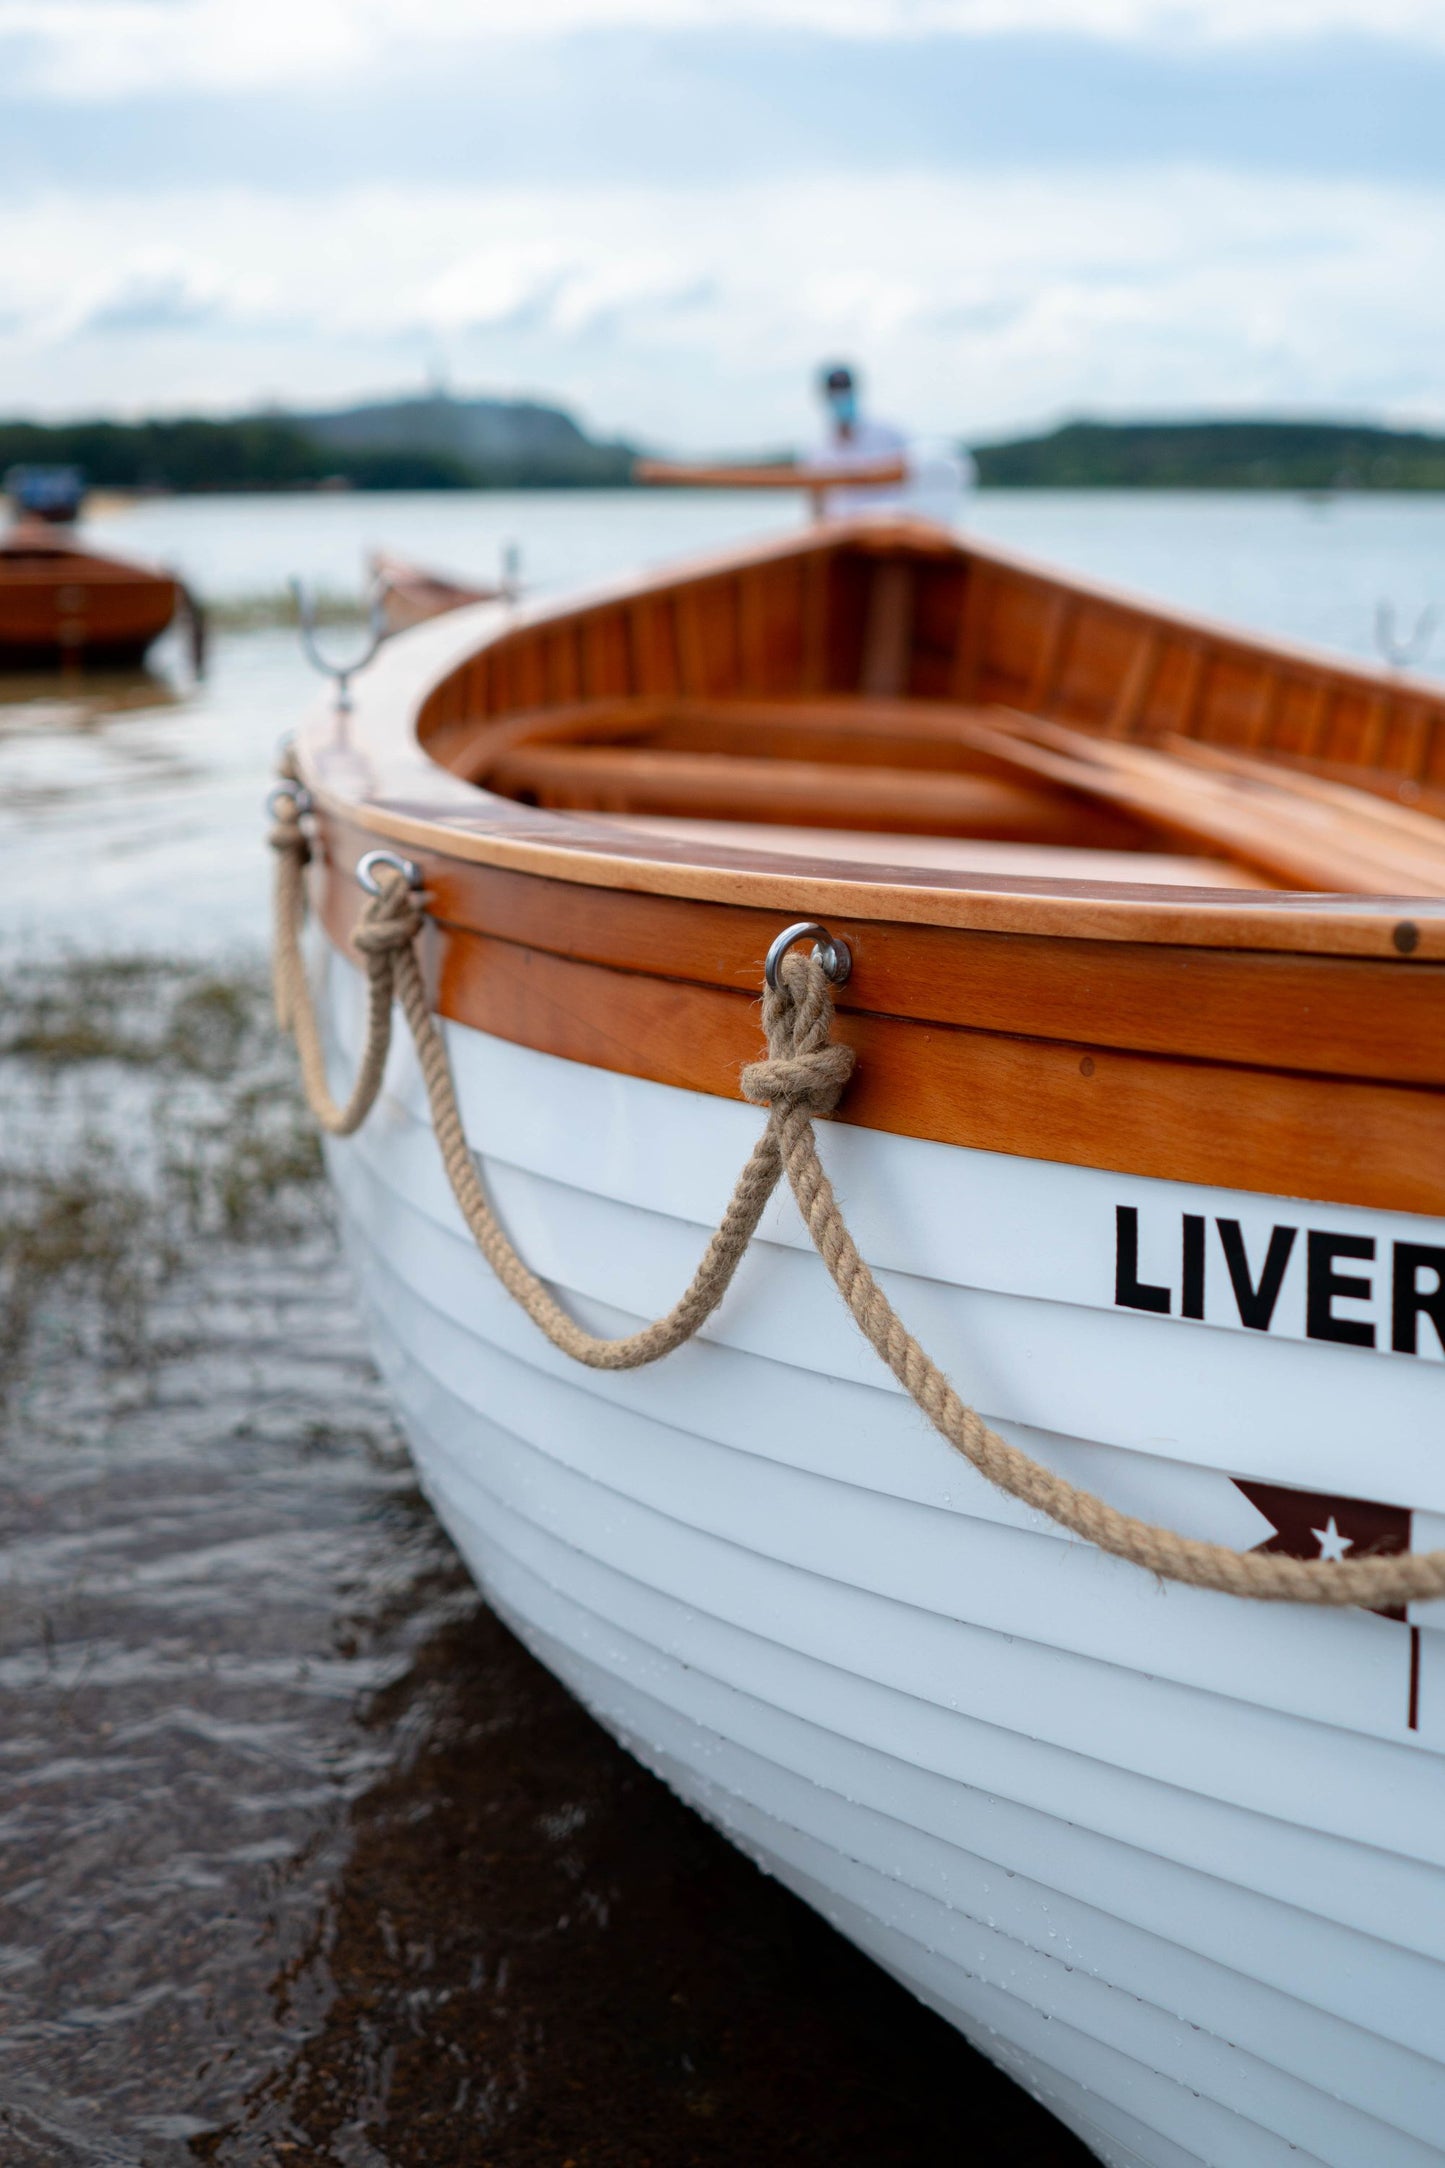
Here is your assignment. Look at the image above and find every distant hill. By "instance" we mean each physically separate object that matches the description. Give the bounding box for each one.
[0,414,477,493]
[0,392,638,493]
[970,419,1445,490]
[294,392,637,487]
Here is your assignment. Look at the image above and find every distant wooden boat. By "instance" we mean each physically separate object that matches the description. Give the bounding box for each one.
[289,514,1445,2168]
[369,548,515,636]
[0,519,185,666]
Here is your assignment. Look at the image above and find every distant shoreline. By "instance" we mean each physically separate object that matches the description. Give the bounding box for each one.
[969,419,1445,492]
[9,406,1445,497]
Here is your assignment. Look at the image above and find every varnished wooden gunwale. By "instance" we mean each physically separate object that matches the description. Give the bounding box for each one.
[313,810,1445,1211]
[314,827,1445,1214]
[314,777,1445,958]
[315,813,1440,1081]
[298,514,1445,1210]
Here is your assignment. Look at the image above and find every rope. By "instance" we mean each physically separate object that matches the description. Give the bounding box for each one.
[270,795,1445,1608]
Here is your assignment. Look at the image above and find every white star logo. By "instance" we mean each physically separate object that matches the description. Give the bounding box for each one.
[1312,1515,1354,1563]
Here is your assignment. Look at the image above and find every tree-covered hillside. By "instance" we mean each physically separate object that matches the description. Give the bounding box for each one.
[0,394,637,493]
[970,419,1445,490]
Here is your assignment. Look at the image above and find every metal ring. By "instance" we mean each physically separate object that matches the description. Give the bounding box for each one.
[356,848,422,897]
[266,781,312,820]
[764,919,852,992]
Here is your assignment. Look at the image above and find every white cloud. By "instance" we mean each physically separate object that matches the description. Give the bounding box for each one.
[76,255,246,336]
[0,1,363,97]
[3,0,1444,102]
[422,245,571,333]
[1,165,1442,440]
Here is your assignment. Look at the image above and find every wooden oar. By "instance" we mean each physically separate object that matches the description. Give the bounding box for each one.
[1156,733,1445,850]
[654,697,1445,891]
[980,709,1445,894]
[634,458,907,491]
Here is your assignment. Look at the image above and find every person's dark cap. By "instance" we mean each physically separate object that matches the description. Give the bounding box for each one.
[821,363,854,392]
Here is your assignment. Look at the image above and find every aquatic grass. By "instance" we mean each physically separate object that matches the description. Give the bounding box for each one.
[0,955,328,1413]
[0,1143,159,1376]
[208,585,369,633]
[165,1072,323,1240]
[0,958,257,1077]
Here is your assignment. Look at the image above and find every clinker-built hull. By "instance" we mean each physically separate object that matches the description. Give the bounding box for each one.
[291,516,1445,2167]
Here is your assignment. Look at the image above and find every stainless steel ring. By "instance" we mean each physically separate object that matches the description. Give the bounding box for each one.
[266,781,312,819]
[763,919,852,992]
[356,848,422,897]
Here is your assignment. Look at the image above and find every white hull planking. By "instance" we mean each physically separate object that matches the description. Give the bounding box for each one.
[319,945,1445,2168]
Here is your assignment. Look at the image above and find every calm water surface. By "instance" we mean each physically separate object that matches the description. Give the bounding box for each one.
[2,489,1441,2164]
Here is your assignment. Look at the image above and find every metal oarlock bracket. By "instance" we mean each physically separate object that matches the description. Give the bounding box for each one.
[291,575,390,711]
[1375,600,1438,672]
[764,920,852,992]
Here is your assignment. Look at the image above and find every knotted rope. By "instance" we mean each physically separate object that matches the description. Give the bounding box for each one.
[271,790,1445,1608]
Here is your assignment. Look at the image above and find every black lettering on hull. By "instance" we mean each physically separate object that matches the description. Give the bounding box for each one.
[1182,1214,1206,1320]
[1392,1243,1445,1357]
[1115,1205,1171,1314]
[1217,1220,1296,1333]
[1306,1231,1376,1348]
[1114,1209,1445,1360]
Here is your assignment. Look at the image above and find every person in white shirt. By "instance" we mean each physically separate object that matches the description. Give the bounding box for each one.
[633,363,974,522]
[811,363,909,510]
[811,362,974,521]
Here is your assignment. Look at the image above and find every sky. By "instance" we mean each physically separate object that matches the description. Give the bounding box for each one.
[2,0,1443,450]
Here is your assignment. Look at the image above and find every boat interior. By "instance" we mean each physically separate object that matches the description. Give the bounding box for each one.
[411,520,1445,899]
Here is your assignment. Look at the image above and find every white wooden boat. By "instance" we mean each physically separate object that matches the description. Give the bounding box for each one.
[283,515,1445,2167]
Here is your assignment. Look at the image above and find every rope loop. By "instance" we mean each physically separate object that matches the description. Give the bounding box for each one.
[742,952,856,1114]
[351,872,425,960]
[268,785,312,869]
[269,765,1445,1610]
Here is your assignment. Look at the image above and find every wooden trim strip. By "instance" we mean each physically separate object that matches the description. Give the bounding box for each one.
[315,888,1445,1214]
[318,817,1445,1087]
[317,782,1445,957]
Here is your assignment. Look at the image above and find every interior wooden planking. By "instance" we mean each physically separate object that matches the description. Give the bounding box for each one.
[416,529,1445,803]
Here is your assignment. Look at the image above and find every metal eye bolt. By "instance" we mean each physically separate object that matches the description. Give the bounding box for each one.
[764,920,853,992]
[266,781,313,821]
[355,849,422,897]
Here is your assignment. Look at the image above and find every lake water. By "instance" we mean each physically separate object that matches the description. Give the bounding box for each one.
[1,488,1440,2164]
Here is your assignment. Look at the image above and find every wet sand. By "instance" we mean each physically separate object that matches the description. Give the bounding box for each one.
[0,953,1088,2165]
